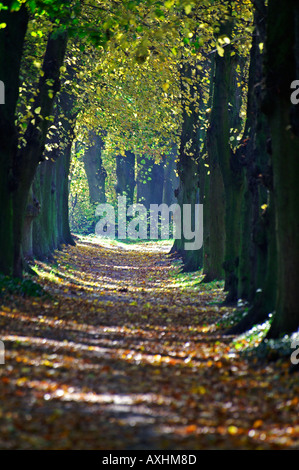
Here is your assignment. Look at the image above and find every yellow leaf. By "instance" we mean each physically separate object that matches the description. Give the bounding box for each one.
[253,419,263,429]
[191,385,207,395]
[16,377,27,386]
[184,4,192,15]
[228,425,238,435]
[162,82,170,92]
[216,44,225,57]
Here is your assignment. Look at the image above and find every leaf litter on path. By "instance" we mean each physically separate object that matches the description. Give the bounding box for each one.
[0,237,298,450]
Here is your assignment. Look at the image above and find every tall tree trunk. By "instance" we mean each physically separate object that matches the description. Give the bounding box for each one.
[264,0,299,337]
[218,39,244,302]
[224,0,278,335]
[12,29,68,277]
[0,2,28,275]
[237,0,269,302]
[206,16,244,295]
[31,80,78,259]
[171,59,202,272]
[55,87,78,247]
[202,54,225,281]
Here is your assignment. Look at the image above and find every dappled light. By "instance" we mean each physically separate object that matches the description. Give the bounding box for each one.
[0,239,298,449]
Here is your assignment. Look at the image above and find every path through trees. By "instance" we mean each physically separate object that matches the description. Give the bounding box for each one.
[0,238,297,450]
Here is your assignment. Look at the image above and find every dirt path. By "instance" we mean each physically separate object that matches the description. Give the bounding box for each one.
[0,237,298,449]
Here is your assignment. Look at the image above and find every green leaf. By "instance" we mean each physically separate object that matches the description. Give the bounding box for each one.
[184,4,192,15]
[10,0,21,11]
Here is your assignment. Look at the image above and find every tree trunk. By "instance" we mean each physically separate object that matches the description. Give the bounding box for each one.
[84,130,107,205]
[202,54,225,281]
[56,86,77,247]
[228,196,277,335]
[12,28,68,277]
[162,143,179,206]
[261,0,299,337]
[237,0,268,301]
[205,16,244,294]
[31,79,77,259]
[170,58,203,272]
[115,150,135,206]
[32,160,56,259]
[0,2,28,275]
[22,187,40,258]
[224,0,278,335]
[136,155,164,209]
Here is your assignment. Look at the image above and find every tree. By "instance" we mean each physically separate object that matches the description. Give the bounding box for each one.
[136,154,164,210]
[83,130,107,206]
[226,0,277,334]
[0,0,78,276]
[263,0,299,337]
[205,3,255,302]
[171,58,202,272]
[30,74,78,260]
[115,150,135,207]
[162,143,179,206]
[13,27,68,276]
[0,1,29,275]
[0,0,158,276]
